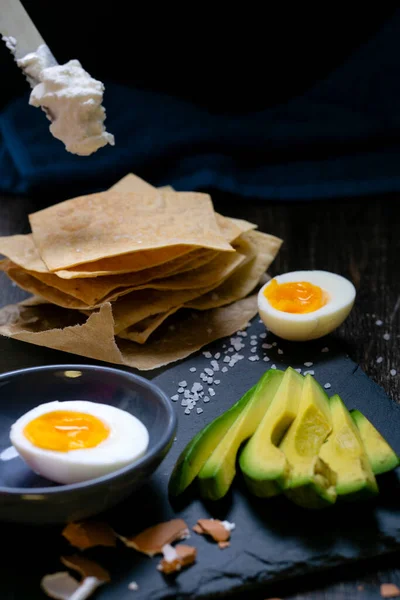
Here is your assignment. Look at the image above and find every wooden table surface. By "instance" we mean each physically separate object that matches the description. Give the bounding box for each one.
[0,190,399,599]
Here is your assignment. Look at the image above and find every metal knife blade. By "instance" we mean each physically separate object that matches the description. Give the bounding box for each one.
[0,0,57,86]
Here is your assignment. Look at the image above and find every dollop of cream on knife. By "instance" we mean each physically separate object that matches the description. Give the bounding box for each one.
[17,44,115,156]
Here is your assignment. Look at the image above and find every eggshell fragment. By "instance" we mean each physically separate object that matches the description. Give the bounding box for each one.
[157,544,197,575]
[381,583,400,598]
[62,521,116,550]
[41,572,80,599]
[218,541,230,549]
[194,519,232,543]
[60,555,110,582]
[119,518,189,556]
[192,524,204,535]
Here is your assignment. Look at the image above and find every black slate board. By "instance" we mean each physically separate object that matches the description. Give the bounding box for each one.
[0,317,399,600]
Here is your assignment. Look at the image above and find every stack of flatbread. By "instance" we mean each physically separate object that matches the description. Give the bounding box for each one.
[0,174,283,370]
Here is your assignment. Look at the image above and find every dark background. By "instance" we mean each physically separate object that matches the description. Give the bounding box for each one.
[1,4,397,112]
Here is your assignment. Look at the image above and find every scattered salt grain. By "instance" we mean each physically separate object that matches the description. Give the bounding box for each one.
[321,347,329,353]
[208,388,215,397]
[197,408,204,414]
[324,383,331,389]
[251,335,257,340]
[211,360,219,371]
[251,347,257,353]
[228,347,234,353]
[203,396,210,403]
[203,351,212,358]
[184,408,191,415]
[304,370,315,376]
[223,356,231,363]
[241,332,248,337]
[214,352,221,360]
[259,332,267,339]
[178,387,185,393]
[222,344,227,348]
[295,368,302,373]
[189,367,197,373]
[263,356,270,362]
[178,381,187,388]
[248,355,259,362]
[383,333,391,340]
[204,368,214,376]
[181,399,188,407]
[272,342,277,346]
[222,367,228,373]
[375,319,383,326]
[390,369,397,376]
[271,364,277,369]
[214,380,221,385]
[184,390,191,398]
[200,373,207,381]
[376,356,384,364]
[304,362,313,367]
[192,382,203,393]
[263,343,273,349]
[171,395,179,401]
[277,349,284,355]
[230,337,245,352]
[207,377,213,384]
[128,582,139,591]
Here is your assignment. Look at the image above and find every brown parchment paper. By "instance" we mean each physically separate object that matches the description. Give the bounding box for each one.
[0,296,258,371]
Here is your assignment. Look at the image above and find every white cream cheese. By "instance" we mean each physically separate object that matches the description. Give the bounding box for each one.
[17,44,115,156]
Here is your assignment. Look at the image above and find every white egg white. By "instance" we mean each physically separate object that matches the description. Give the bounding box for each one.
[10,400,149,485]
[258,270,356,341]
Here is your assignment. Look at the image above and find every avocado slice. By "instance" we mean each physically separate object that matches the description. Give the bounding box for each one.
[350,409,399,475]
[168,385,257,496]
[319,395,379,500]
[239,367,304,498]
[278,374,337,509]
[197,369,285,501]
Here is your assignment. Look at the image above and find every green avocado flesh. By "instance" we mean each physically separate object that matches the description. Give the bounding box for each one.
[168,362,398,509]
[197,369,285,500]
[168,385,257,496]
[278,374,337,509]
[319,395,379,500]
[239,367,304,497]
[350,409,399,475]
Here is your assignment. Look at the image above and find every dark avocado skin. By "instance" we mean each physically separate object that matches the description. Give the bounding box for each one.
[351,409,400,475]
[168,385,257,497]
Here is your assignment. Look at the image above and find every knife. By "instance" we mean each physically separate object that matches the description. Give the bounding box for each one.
[0,0,57,86]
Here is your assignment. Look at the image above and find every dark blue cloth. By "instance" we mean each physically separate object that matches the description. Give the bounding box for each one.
[1,11,400,200]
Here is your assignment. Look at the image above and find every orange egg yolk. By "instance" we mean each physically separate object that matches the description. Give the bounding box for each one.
[23,411,110,452]
[264,279,329,314]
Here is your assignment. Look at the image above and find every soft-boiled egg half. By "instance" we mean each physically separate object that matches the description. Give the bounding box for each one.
[258,270,356,341]
[10,400,149,485]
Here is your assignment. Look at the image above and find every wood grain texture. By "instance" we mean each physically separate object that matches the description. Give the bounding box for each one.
[0,191,399,599]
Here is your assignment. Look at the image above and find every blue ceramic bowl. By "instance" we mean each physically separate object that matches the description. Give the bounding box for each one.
[0,364,176,524]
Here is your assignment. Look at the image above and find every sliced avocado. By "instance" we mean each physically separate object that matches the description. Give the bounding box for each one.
[239,367,304,498]
[278,374,337,509]
[168,385,256,496]
[197,369,285,501]
[319,395,379,500]
[350,409,399,475]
